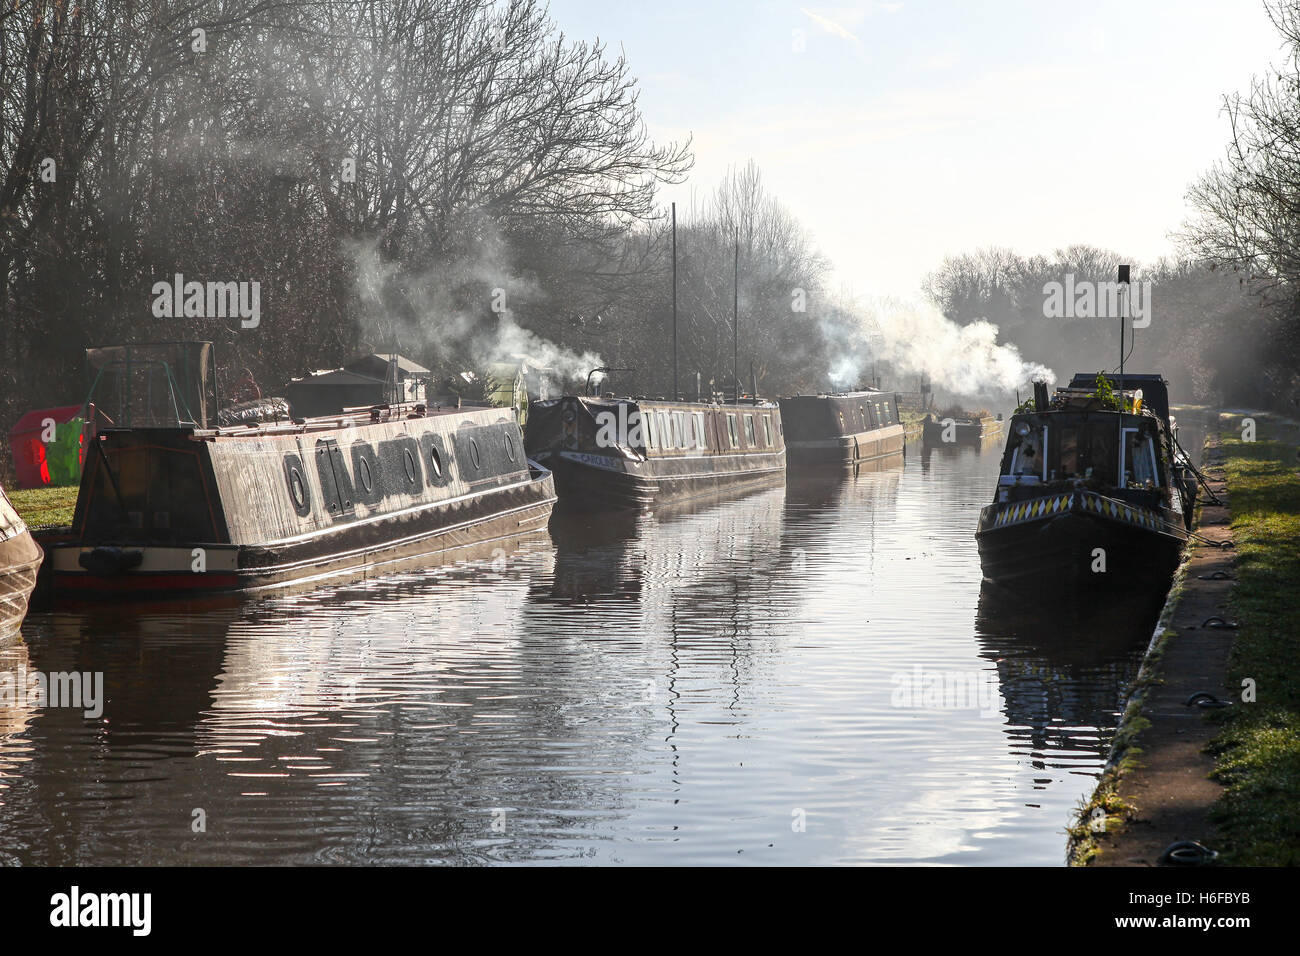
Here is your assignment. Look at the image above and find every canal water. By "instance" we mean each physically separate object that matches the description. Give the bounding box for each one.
[0,414,1208,866]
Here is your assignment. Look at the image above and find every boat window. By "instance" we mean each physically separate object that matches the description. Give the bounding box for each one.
[762,415,772,447]
[1122,428,1159,487]
[693,412,706,450]
[659,412,672,448]
[1056,423,1116,481]
[744,415,756,447]
[643,410,657,449]
[726,413,739,448]
[1008,428,1044,477]
[671,412,684,448]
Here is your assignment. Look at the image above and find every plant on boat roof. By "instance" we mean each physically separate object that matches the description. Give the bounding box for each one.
[1091,372,1128,412]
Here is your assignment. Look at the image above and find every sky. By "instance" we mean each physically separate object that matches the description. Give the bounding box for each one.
[545,0,1285,298]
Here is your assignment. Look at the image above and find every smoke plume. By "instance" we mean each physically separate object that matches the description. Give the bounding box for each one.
[824,295,1055,399]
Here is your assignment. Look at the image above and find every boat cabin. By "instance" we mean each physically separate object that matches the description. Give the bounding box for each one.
[996,383,1176,509]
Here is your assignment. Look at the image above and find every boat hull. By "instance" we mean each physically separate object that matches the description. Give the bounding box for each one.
[0,529,43,638]
[976,492,1185,592]
[539,449,784,510]
[48,469,555,597]
[786,424,905,467]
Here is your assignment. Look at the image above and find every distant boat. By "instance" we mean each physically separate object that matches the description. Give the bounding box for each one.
[525,395,786,509]
[975,374,1196,592]
[922,413,1003,445]
[0,484,43,637]
[779,390,905,467]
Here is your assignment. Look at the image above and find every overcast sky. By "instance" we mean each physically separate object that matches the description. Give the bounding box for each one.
[547,0,1284,297]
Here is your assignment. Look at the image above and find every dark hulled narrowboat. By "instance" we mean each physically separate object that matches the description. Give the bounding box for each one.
[524,396,785,509]
[922,413,1004,445]
[778,390,905,467]
[0,484,43,638]
[975,375,1195,592]
[46,403,555,597]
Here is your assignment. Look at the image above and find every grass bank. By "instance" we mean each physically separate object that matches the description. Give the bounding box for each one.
[7,485,78,529]
[1209,413,1300,865]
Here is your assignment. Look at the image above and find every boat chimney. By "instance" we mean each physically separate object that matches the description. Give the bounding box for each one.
[1033,380,1049,412]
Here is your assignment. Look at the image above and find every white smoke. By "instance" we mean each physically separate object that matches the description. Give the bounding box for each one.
[827,295,1055,399]
[343,228,604,385]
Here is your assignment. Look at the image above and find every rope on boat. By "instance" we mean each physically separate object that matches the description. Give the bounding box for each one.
[1173,432,1223,506]
[1085,490,1229,549]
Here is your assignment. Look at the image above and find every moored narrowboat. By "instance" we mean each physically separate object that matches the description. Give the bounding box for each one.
[0,484,43,638]
[922,412,1004,445]
[975,375,1195,592]
[524,395,786,509]
[46,402,555,598]
[778,390,905,467]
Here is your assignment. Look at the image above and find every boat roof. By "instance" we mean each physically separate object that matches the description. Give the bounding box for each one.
[1065,373,1170,423]
[95,401,503,441]
[541,395,779,410]
[780,390,893,401]
[287,368,383,387]
[345,353,431,376]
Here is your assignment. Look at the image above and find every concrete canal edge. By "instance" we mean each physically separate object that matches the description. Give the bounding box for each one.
[1068,421,1239,867]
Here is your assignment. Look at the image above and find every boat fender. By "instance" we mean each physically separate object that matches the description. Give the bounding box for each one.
[78,546,145,575]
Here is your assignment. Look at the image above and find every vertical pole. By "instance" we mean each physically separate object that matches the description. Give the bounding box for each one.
[1118,264,1130,380]
[733,227,739,405]
[672,203,678,402]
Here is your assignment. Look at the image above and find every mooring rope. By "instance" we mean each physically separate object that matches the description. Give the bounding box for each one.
[1173,431,1223,506]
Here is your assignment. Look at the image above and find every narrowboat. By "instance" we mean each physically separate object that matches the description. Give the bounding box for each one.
[0,483,43,638]
[45,402,555,598]
[524,395,786,509]
[975,374,1196,592]
[922,412,1004,445]
[778,390,905,467]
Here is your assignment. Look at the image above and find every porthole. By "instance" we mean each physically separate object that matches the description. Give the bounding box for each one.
[358,457,373,492]
[504,433,517,462]
[469,437,482,470]
[283,455,311,517]
[290,469,306,507]
[430,445,443,478]
[403,447,418,484]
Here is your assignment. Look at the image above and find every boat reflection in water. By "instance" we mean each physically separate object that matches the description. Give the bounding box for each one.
[0,641,39,819]
[537,482,788,608]
[974,580,1166,777]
